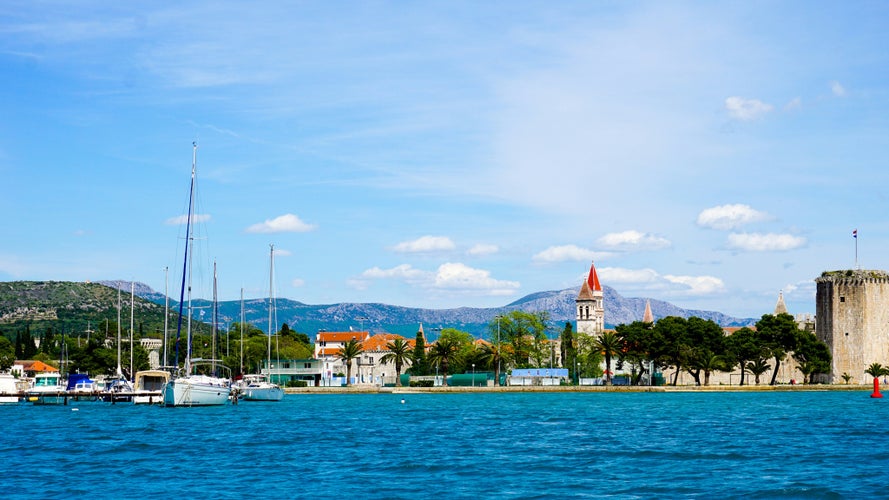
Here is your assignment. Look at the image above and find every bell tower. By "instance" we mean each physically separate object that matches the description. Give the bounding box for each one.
[576,261,604,335]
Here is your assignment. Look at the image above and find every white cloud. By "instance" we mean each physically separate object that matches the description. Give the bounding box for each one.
[291,278,305,287]
[830,80,846,97]
[165,214,211,225]
[392,235,456,253]
[727,232,807,251]
[467,243,499,256]
[725,96,773,121]
[246,214,315,234]
[352,262,518,296]
[599,267,660,284]
[696,204,770,230]
[360,264,429,282]
[433,262,520,295]
[599,266,725,296]
[663,274,726,295]
[784,97,802,111]
[533,245,610,263]
[274,248,293,257]
[597,230,670,250]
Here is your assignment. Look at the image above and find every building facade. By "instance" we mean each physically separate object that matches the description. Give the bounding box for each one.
[815,269,889,384]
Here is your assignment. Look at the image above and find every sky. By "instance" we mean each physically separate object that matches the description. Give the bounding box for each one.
[2,1,888,320]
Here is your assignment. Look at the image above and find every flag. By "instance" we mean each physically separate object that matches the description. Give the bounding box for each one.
[853,229,858,239]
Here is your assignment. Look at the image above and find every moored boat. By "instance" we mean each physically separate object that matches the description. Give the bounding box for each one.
[162,143,231,407]
[26,372,66,405]
[0,372,20,403]
[133,369,170,404]
[237,373,284,402]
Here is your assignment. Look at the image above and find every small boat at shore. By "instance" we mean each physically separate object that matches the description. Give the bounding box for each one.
[133,369,170,404]
[0,372,20,403]
[66,373,99,402]
[26,372,66,405]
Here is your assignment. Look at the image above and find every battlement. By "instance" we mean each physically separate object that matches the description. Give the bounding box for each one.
[816,269,889,285]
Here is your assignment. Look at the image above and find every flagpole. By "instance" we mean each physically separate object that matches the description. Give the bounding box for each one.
[854,229,858,269]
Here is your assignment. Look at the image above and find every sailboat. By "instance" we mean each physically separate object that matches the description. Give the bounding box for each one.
[238,244,285,402]
[104,282,134,402]
[162,143,232,407]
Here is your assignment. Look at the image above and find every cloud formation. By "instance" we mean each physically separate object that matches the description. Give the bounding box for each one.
[727,232,806,251]
[830,81,846,97]
[433,262,520,294]
[696,204,769,230]
[353,262,518,296]
[533,245,608,263]
[246,214,315,233]
[725,96,773,121]
[597,230,670,250]
[600,266,725,296]
[165,214,211,225]
[392,236,456,253]
[467,243,499,256]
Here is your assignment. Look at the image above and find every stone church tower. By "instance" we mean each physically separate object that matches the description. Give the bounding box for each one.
[815,269,889,383]
[576,261,604,335]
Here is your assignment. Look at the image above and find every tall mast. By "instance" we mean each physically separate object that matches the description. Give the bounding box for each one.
[163,266,169,367]
[240,287,245,376]
[212,260,218,371]
[130,280,135,379]
[175,142,197,371]
[185,143,197,374]
[268,244,274,379]
[117,282,122,377]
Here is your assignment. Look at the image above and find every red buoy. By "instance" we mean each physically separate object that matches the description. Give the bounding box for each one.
[871,377,883,398]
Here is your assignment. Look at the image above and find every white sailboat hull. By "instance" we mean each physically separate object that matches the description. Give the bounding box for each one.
[240,382,284,401]
[163,375,231,407]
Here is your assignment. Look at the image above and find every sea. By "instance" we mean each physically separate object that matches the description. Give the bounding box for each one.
[2,390,885,499]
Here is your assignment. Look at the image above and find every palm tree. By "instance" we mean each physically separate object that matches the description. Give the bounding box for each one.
[595,332,621,386]
[428,337,459,387]
[696,350,725,386]
[478,342,504,386]
[746,357,771,385]
[865,362,886,380]
[336,338,364,386]
[380,337,412,387]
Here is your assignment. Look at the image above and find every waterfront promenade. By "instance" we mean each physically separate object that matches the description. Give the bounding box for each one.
[284,383,871,394]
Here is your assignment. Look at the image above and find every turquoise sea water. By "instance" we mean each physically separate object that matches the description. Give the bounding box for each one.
[2,391,886,499]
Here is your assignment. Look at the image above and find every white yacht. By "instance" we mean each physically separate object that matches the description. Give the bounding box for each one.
[162,144,231,407]
[26,372,66,405]
[0,372,20,403]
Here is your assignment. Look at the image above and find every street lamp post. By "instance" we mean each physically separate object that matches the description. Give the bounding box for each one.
[576,360,580,386]
[495,315,502,384]
[472,363,475,387]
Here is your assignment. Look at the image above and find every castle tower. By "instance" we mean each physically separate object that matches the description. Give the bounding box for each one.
[815,269,889,383]
[642,300,654,324]
[576,261,604,335]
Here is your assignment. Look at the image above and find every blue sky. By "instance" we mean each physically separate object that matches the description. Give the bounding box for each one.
[2,1,888,319]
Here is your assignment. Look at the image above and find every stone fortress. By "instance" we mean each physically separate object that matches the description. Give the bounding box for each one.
[815,269,889,384]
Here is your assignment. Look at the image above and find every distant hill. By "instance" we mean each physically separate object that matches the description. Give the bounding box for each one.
[102,280,756,338]
[0,280,755,340]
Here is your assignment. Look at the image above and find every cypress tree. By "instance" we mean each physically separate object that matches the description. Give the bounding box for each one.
[411,330,428,376]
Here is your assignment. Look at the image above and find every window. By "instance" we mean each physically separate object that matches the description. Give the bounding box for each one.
[840,297,845,303]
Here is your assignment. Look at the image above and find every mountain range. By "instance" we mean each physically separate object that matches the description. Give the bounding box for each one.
[0,280,756,339]
[100,280,756,338]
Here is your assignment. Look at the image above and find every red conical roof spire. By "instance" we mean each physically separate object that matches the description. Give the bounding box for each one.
[587,261,602,292]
